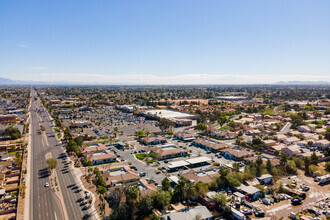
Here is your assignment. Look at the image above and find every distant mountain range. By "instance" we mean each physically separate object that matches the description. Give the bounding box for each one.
[0,77,80,85]
[276,81,330,85]
[0,77,329,86]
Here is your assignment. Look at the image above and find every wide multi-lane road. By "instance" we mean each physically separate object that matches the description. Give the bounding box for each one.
[29,88,94,220]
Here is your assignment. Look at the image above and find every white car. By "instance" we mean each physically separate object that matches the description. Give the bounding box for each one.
[44,182,49,187]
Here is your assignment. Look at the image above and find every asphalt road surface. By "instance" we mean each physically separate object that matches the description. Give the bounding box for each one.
[29,88,95,220]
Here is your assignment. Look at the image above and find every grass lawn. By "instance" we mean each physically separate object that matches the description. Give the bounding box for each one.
[8,151,20,155]
[53,127,60,132]
[218,126,231,130]
[57,133,62,139]
[135,153,148,160]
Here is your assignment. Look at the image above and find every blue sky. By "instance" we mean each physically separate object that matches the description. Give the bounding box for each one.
[0,0,329,84]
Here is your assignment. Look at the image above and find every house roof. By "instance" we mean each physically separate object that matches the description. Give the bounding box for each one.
[194,138,226,150]
[161,206,212,220]
[237,185,261,195]
[221,148,250,158]
[103,167,140,185]
[257,174,273,181]
[150,146,186,158]
[181,168,219,184]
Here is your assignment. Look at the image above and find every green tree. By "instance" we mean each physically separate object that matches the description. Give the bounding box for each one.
[153,190,171,211]
[325,127,330,141]
[233,163,240,172]
[194,182,209,197]
[136,130,145,140]
[210,193,227,211]
[157,118,174,133]
[325,162,330,173]
[304,157,311,176]
[138,195,153,216]
[125,185,141,219]
[46,158,57,174]
[256,156,263,177]
[218,116,228,127]
[266,159,273,174]
[310,152,319,164]
[161,178,171,191]
[197,123,207,132]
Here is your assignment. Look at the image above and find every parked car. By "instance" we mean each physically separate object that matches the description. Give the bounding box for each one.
[291,198,302,205]
[139,172,146,177]
[308,208,321,216]
[130,165,137,171]
[241,209,252,215]
[254,209,265,217]
[44,182,49,187]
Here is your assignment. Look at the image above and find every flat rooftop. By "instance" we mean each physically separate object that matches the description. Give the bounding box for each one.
[92,151,107,155]
[168,160,189,169]
[196,169,218,177]
[109,168,127,176]
[186,156,211,165]
[144,109,195,119]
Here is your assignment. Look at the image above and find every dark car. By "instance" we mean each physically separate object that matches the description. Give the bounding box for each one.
[130,166,138,171]
[308,208,321,216]
[291,198,302,205]
[139,172,146,177]
[254,210,265,217]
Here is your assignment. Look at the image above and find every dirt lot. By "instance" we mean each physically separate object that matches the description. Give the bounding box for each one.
[260,170,330,219]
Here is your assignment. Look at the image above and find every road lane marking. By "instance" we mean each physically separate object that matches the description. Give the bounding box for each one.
[54,212,57,220]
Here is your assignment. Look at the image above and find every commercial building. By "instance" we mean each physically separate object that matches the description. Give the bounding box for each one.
[80,144,117,165]
[215,96,250,102]
[181,166,219,183]
[102,167,140,187]
[175,132,196,142]
[194,138,227,152]
[150,144,187,160]
[141,109,197,127]
[140,136,166,145]
[0,115,17,124]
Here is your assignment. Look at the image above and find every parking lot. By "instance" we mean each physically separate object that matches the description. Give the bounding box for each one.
[64,106,161,140]
[261,170,330,219]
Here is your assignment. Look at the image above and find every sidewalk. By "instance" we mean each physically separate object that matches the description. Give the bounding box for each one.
[71,163,100,220]
[23,112,32,220]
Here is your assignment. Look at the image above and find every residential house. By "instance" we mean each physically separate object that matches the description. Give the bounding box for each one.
[139,179,157,196]
[257,174,273,185]
[282,145,301,156]
[283,136,300,145]
[161,205,212,220]
[236,185,263,201]
[313,139,330,149]
[263,140,276,148]
[298,125,311,133]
